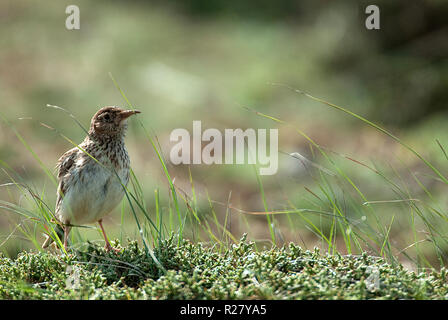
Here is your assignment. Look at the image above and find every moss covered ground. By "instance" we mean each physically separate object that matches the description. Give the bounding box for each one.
[1,235,447,300]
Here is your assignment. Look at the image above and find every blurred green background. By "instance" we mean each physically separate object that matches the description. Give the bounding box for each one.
[1,0,448,269]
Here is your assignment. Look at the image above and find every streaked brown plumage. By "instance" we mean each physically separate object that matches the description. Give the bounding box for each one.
[42,106,140,252]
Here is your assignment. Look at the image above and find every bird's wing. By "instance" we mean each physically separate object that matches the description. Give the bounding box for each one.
[56,147,78,178]
[55,148,79,215]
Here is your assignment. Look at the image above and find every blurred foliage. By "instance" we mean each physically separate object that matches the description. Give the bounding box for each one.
[133,0,448,125]
[335,0,448,126]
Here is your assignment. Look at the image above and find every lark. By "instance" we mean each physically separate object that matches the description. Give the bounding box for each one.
[42,106,141,252]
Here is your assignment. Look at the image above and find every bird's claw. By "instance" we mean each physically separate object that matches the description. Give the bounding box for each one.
[105,243,121,254]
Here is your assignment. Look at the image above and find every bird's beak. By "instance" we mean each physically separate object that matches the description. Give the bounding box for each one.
[119,109,141,120]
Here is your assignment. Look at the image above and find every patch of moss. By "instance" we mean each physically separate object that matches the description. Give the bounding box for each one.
[1,235,447,299]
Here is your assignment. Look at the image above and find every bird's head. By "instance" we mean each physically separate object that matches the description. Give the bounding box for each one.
[89,106,141,139]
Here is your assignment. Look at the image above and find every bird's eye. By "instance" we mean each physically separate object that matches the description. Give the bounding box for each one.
[103,113,111,121]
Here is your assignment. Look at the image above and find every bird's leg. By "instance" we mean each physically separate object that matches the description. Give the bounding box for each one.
[98,219,120,253]
[63,225,71,252]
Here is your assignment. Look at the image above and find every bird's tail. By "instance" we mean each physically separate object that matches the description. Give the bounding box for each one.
[42,224,64,249]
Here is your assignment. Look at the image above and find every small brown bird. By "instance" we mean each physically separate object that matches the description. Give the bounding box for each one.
[42,106,141,252]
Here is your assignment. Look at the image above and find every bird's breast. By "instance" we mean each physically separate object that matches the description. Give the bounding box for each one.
[58,149,130,225]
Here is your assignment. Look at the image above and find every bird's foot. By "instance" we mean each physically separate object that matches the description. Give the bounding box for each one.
[104,242,121,254]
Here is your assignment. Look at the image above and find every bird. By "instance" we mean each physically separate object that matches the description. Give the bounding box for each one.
[42,106,141,253]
